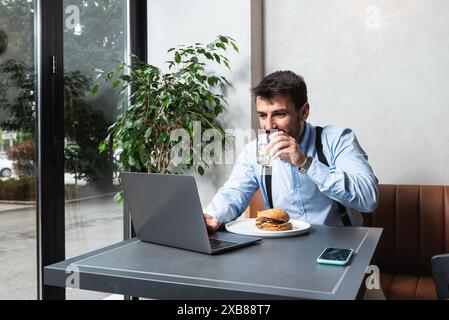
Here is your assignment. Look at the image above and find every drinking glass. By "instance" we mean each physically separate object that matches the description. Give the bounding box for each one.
[256,129,278,167]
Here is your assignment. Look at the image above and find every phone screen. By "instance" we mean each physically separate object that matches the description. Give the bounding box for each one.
[319,248,353,261]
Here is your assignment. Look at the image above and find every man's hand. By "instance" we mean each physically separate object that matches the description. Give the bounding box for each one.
[267,131,307,168]
[203,213,220,232]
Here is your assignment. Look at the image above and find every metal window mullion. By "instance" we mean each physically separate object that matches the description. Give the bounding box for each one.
[36,0,65,300]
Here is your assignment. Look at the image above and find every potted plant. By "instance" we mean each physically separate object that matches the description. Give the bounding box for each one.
[94,35,238,202]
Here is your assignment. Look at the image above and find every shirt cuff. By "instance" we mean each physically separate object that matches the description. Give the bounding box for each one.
[305,156,330,186]
[203,205,227,226]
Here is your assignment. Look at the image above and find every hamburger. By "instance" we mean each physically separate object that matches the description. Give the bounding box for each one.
[255,208,292,231]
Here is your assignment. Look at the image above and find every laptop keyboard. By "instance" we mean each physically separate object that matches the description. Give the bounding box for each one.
[209,238,238,250]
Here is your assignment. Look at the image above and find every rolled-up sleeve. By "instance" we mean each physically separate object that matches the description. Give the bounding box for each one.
[204,145,259,225]
[306,128,379,212]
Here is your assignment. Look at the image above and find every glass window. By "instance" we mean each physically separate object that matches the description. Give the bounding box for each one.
[0,0,37,300]
[63,0,127,300]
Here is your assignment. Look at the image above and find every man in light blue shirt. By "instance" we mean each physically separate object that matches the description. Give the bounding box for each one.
[204,71,378,231]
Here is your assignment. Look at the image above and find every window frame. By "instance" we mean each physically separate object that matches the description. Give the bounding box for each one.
[36,0,147,300]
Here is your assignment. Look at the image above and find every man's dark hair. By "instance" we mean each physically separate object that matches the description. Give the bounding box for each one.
[252,71,308,110]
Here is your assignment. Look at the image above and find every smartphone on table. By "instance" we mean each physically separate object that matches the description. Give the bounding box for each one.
[317,247,354,266]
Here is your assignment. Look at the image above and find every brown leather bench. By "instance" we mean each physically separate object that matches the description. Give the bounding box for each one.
[246,184,449,299]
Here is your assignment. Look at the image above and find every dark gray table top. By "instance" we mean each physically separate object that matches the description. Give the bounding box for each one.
[44,225,382,299]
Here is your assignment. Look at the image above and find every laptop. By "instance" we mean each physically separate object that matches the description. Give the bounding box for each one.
[120,172,262,254]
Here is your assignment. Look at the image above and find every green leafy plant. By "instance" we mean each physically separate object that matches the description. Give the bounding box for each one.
[95,35,238,183]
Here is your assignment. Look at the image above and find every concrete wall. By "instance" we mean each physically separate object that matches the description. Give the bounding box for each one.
[264,0,449,184]
[147,0,260,207]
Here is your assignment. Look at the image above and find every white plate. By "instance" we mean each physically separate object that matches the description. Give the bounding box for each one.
[225,219,311,238]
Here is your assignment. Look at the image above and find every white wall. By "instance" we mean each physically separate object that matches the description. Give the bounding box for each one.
[147,0,256,207]
[264,0,449,184]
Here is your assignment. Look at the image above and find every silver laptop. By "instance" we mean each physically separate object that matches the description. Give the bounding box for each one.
[120,172,262,254]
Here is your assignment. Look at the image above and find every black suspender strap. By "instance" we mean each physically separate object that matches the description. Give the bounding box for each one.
[315,126,351,226]
[265,169,274,209]
[263,126,351,226]
[314,126,328,166]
